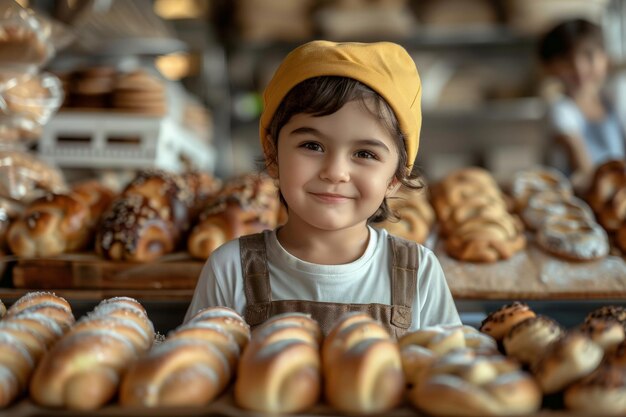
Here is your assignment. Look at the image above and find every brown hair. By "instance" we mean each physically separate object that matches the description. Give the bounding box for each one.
[538,19,604,64]
[264,76,423,223]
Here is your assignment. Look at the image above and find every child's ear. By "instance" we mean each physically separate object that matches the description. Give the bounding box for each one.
[386,178,401,196]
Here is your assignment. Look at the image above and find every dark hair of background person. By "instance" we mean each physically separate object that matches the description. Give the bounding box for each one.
[538,18,605,63]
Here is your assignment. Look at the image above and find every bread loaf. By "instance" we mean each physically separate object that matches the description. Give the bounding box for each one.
[234,313,321,414]
[29,297,152,410]
[323,314,403,414]
[120,306,245,407]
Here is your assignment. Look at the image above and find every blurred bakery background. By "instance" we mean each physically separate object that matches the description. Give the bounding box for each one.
[2,0,626,331]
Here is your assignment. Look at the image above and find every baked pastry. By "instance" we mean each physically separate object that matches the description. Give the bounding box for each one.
[564,365,626,414]
[586,160,626,232]
[29,296,152,410]
[186,306,251,350]
[96,195,175,262]
[122,169,194,241]
[536,213,609,261]
[479,301,536,342]
[235,313,321,413]
[120,339,230,407]
[579,318,625,353]
[377,187,435,244]
[188,174,280,260]
[410,350,542,416]
[532,332,604,394]
[585,306,626,328]
[7,193,91,257]
[510,166,572,211]
[522,191,594,231]
[322,314,403,414]
[70,181,115,228]
[444,215,526,262]
[503,315,564,366]
[112,70,167,116]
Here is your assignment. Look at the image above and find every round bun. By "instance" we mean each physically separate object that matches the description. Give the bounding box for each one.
[479,302,536,342]
[564,365,626,414]
[503,316,564,366]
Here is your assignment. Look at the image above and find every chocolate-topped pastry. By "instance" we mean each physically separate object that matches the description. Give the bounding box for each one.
[96,195,175,262]
[480,301,536,342]
[182,171,222,217]
[503,315,564,367]
[122,169,194,240]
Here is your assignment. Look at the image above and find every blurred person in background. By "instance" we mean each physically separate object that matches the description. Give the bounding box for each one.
[539,18,625,179]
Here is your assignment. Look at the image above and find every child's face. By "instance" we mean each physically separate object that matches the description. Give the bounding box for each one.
[274,99,399,233]
[548,39,608,93]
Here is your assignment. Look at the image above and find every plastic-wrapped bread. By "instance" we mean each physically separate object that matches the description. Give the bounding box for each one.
[29,297,153,410]
[322,313,404,414]
[234,313,321,414]
[120,306,246,407]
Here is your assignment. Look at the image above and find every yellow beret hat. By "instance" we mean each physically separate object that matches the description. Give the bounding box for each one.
[259,40,422,168]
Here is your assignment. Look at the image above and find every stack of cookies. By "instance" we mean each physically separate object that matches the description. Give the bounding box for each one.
[112,69,167,116]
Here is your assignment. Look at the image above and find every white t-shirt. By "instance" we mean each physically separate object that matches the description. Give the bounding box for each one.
[185,226,461,331]
[547,95,625,173]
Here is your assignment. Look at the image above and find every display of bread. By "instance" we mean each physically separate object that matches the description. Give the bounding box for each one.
[30,296,153,410]
[0,292,73,407]
[188,174,280,260]
[587,160,626,232]
[7,180,114,257]
[120,306,248,407]
[376,186,435,244]
[96,169,195,262]
[234,312,321,413]
[511,167,609,261]
[433,167,525,262]
[322,313,404,414]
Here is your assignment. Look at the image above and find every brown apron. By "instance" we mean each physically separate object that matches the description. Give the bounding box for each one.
[240,232,418,339]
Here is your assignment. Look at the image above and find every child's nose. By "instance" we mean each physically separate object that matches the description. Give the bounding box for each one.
[320,156,350,183]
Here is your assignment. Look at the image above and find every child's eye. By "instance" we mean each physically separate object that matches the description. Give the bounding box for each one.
[355,150,377,160]
[300,142,323,152]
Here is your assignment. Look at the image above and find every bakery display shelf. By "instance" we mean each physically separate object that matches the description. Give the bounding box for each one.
[3,252,202,301]
[1,392,595,417]
[439,238,626,300]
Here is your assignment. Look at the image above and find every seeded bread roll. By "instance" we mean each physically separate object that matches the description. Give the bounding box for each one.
[479,301,536,342]
[579,319,625,353]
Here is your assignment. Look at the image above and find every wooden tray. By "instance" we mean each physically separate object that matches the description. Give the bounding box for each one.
[10,253,204,291]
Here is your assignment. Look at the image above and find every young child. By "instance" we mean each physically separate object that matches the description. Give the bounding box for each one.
[185,41,461,337]
[539,18,625,177]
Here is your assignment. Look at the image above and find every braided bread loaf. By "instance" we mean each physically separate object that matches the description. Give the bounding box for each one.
[7,179,114,258]
[0,292,72,407]
[30,297,153,410]
[377,187,435,244]
[120,306,248,407]
[410,349,542,416]
[234,313,321,413]
[322,313,404,414]
[434,167,526,262]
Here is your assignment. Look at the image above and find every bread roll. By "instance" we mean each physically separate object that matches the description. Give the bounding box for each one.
[503,316,563,366]
[120,339,230,407]
[479,301,536,342]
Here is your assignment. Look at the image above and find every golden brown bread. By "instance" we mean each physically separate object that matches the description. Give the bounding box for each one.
[564,365,626,414]
[377,187,435,243]
[410,350,542,416]
[188,174,280,260]
[7,193,91,257]
[96,195,175,262]
[503,315,564,366]
[479,301,537,342]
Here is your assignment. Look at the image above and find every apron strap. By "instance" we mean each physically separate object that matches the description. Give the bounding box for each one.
[388,235,418,329]
[240,232,272,323]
